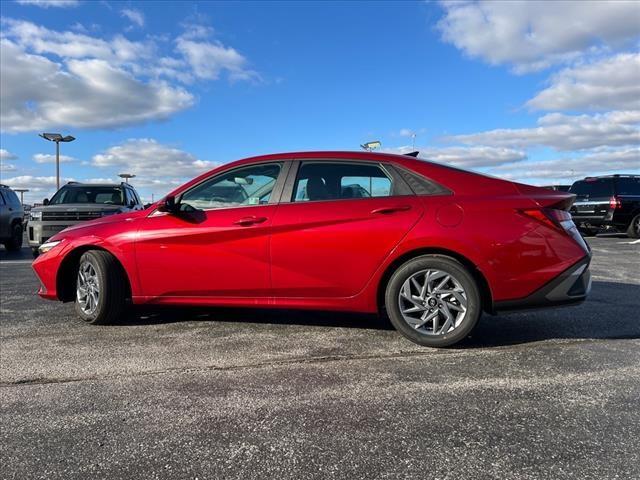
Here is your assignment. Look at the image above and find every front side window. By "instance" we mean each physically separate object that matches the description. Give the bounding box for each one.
[49,186,124,205]
[293,162,394,202]
[180,163,282,210]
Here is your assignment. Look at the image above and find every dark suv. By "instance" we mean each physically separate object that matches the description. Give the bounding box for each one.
[569,175,640,238]
[28,182,144,255]
[0,184,25,251]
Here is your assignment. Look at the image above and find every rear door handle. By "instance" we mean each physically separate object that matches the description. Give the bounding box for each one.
[234,216,268,226]
[371,205,412,215]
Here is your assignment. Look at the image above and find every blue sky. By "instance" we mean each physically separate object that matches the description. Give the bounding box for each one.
[1,0,638,203]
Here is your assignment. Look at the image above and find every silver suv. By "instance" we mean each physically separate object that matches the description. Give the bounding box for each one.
[0,184,24,251]
[29,182,144,256]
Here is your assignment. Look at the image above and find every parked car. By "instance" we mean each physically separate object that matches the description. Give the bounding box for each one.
[541,185,571,192]
[28,181,144,256]
[32,151,591,347]
[0,184,24,251]
[568,174,640,238]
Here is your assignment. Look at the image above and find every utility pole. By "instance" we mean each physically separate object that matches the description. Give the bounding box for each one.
[39,133,75,190]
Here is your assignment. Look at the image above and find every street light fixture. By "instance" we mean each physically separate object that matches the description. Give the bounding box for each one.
[118,173,136,184]
[39,132,75,190]
[360,140,381,152]
[13,188,29,205]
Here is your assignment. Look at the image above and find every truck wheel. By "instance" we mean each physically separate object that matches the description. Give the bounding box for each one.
[579,228,597,237]
[627,214,640,239]
[4,223,23,251]
[74,250,127,325]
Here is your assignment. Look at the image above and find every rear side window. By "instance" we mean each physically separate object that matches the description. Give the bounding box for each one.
[570,179,614,197]
[616,177,640,195]
[293,162,400,202]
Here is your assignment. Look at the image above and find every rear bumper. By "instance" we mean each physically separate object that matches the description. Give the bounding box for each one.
[493,255,592,312]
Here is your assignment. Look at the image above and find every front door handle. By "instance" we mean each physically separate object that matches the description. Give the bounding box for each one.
[371,205,412,215]
[234,216,268,226]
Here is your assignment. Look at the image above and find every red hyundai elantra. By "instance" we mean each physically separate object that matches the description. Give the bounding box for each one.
[32,151,591,347]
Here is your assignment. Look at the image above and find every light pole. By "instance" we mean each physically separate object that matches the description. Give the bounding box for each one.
[118,173,136,184]
[14,188,29,205]
[39,133,75,190]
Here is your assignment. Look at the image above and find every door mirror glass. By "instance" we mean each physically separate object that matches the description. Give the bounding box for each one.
[159,195,177,213]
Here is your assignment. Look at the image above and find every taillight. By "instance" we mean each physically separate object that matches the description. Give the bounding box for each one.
[609,196,621,209]
[520,208,575,233]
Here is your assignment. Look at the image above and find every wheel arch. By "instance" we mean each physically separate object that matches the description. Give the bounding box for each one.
[56,245,132,302]
[376,247,494,314]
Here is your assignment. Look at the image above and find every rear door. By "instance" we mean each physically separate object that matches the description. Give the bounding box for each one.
[270,160,423,298]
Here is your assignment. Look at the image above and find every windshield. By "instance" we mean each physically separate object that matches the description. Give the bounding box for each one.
[49,186,124,205]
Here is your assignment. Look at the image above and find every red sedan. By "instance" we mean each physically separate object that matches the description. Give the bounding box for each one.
[32,151,591,347]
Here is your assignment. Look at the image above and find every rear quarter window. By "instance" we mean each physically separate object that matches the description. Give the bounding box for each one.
[616,177,640,195]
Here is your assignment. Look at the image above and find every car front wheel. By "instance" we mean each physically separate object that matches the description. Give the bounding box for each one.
[385,255,482,347]
[75,250,127,324]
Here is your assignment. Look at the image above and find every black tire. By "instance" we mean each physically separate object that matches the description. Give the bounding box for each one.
[627,214,640,239]
[32,248,39,258]
[74,250,127,325]
[384,255,481,347]
[4,222,23,251]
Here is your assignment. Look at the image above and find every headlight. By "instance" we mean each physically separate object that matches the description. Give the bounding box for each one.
[30,211,42,221]
[39,239,64,254]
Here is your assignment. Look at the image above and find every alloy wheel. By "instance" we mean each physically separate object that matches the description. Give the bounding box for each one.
[77,261,100,315]
[398,269,468,336]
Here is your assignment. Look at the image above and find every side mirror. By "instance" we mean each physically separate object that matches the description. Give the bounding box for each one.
[43,198,49,206]
[158,195,177,213]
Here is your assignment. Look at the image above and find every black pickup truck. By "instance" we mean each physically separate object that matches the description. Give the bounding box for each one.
[569,174,640,238]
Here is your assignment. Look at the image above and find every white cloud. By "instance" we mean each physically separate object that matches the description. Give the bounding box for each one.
[175,36,259,82]
[121,8,145,28]
[91,138,218,178]
[0,163,17,173]
[486,147,640,183]
[0,39,194,132]
[527,53,640,111]
[438,0,640,73]
[449,111,640,151]
[15,0,79,8]
[0,18,257,132]
[0,149,18,161]
[33,153,75,163]
[387,145,527,168]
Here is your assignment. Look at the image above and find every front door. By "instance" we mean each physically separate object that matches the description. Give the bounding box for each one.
[135,162,285,299]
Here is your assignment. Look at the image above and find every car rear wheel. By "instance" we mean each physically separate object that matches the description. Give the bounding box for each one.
[627,214,640,239]
[74,250,127,325]
[384,255,481,347]
[4,222,23,251]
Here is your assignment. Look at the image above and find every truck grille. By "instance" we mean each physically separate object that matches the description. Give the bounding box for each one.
[41,211,103,221]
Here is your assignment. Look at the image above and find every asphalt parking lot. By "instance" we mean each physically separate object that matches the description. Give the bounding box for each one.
[1,235,639,480]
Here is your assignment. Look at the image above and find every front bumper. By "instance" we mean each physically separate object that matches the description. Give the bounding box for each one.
[494,255,592,312]
[32,245,67,300]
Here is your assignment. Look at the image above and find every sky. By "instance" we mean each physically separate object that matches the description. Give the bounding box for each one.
[0,0,639,204]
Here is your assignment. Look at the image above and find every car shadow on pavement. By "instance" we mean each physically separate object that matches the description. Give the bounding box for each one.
[122,306,394,331]
[118,280,639,345]
[459,280,640,348]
